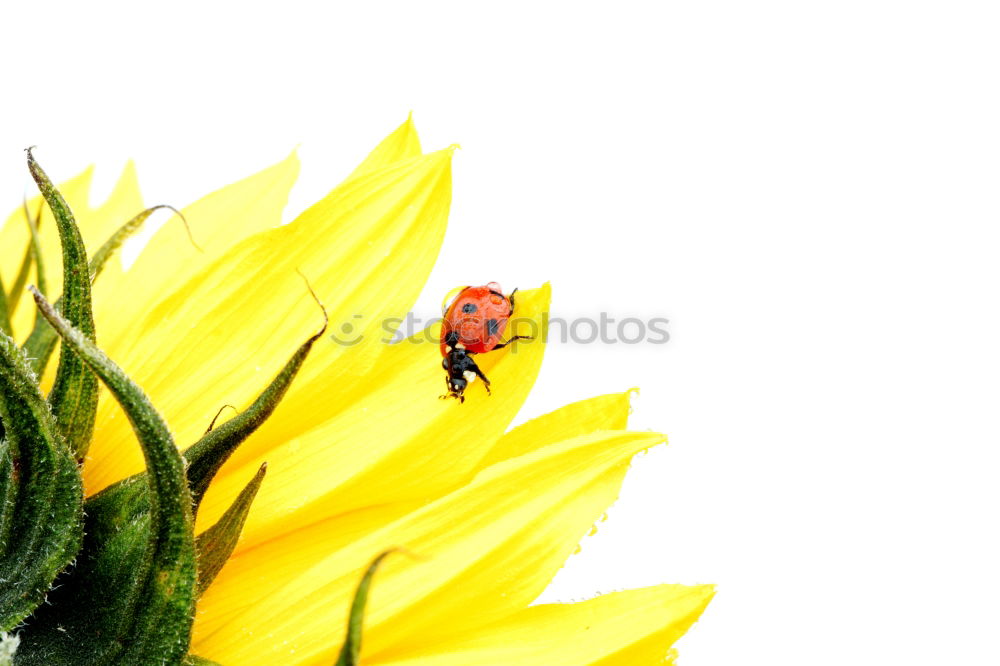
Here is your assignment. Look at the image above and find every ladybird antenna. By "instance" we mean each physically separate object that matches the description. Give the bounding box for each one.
[296,268,329,338]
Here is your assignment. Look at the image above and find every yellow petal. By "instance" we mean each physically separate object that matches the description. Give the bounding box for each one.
[83,119,428,492]
[195,284,548,543]
[348,113,423,180]
[478,389,635,468]
[92,151,300,353]
[191,429,664,664]
[83,148,453,495]
[375,584,715,665]
[187,114,423,407]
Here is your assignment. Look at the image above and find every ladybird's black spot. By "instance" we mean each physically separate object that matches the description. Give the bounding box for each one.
[487,319,499,336]
[462,302,478,314]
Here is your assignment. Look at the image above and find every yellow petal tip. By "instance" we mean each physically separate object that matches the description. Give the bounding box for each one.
[625,387,640,413]
[641,431,669,451]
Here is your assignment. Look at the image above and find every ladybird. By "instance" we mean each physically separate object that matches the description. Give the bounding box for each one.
[439,282,531,403]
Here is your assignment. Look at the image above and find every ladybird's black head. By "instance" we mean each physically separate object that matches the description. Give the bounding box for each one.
[442,365,468,403]
[447,375,468,397]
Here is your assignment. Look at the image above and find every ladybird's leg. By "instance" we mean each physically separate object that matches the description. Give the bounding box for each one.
[492,335,533,350]
[467,357,492,395]
[508,287,519,312]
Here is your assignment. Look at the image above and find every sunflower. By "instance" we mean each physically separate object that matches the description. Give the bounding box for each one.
[0,117,712,664]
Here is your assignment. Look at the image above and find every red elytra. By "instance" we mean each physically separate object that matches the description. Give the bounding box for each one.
[440,282,512,355]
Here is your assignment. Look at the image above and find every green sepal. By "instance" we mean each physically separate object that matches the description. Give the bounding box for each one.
[18,325,57,387]
[17,289,196,664]
[195,462,266,596]
[0,442,15,557]
[186,301,326,510]
[23,205,188,386]
[0,331,83,632]
[20,202,53,378]
[23,199,48,307]
[334,551,396,666]
[25,149,98,460]
[89,205,190,283]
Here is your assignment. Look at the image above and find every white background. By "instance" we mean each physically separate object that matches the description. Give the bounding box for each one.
[3,2,999,663]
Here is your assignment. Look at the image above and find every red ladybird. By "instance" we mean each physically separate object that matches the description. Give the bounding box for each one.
[440,282,531,402]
